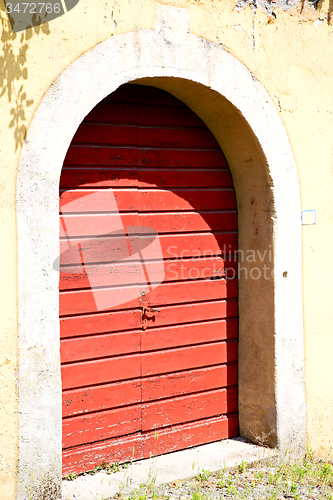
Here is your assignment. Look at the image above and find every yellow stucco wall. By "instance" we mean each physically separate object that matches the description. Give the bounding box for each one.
[1,0,333,495]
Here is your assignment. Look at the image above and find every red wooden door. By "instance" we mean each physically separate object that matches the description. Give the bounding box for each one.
[60,85,238,476]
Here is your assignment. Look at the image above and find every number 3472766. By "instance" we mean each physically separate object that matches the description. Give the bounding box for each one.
[6,3,62,14]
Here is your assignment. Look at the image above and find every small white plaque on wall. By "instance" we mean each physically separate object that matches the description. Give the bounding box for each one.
[301,210,316,225]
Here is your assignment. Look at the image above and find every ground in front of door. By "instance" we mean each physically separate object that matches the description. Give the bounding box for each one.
[62,438,275,499]
[62,438,333,499]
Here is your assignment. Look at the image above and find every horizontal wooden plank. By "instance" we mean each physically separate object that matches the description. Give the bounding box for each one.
[85,102,204,128]
[62,364,238,417]
[72,124,219,149]
[141,341,238,377]
[60,300,237,339]
[85,102,137,125]
[59,212,237,239]
[59,261,141,290]
[59,237,138,267]
[63,405,141,449]
[62,340,237,390]
[59,278,238,316]
[147,301,238,330]
[62,379,141,417]
[141,318,238,351]
[60,309,141,338]
[60,168,138,189]
[162,258,237,282]
[59,258,238,291]
[72,124,137,146]
[61,330,141,363]
[59,189,138,212]
[60,213,138,237]
[160,232,237,259]
[137,105,204,127]
[59,232,237,267]
[63,146,138,167]
[62,413,238,476]
[61,318,237,364]
[59,285,139,316]
[137,127,219,149]
[59,188,236,213]
[143,413,238,459]
[138,169,232,188]
[61,354,141,390]
[62,432,144,476]
[63,147,226,168]
[59,168,232,189]
[142,364,238,402]
[138,189,236,212]
[139,211,237,232]
[142,387,238,431]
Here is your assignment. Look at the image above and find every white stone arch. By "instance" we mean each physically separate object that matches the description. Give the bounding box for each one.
[16,5,306,498]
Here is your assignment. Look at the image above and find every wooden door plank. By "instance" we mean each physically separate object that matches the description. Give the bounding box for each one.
[141,364,238,402]
[59,279,237,317]
[160,233,237,259]
[72,124,137,146]
[60,309,141,338]
[59,279,238,316]
[139,189,236,211]
[60,213,138,237]
[138,169,233,188]
[85,102,137,124]
[142,387,238,431]
[140,301,239,332]
[59,257,238,291]
[141,341,238,377]
[137,127,219,149]
[143,414,239,459]
[62,433,144,476]
[60,188,138,212]
[60,167,138,189]
[59,261,141,291]
[63,405,141,448]
[59,232,237,266]
[61,330,141,363]
[63,146,139,167]
[59,258,230,291]
[139,211,237,232]
[146,279,238,306]
[63,147,226,168]
[62,354,141,390]
[63,379,141,417]
[137,105,204,128]
[60,168,233,190]
[141,318,238,351]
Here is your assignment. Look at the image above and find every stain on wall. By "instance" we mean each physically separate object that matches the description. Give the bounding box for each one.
[235,0,330,22]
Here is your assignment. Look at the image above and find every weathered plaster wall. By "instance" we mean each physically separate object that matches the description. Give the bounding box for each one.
[1,0,333,496]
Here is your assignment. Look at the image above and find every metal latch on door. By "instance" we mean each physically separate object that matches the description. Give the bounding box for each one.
[140,298,160,330]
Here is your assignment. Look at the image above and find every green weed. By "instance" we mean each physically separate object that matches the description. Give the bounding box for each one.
[195,469,212,482]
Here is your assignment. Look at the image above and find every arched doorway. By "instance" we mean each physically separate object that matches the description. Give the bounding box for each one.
[59,84,239,475]
[16,8,306,497]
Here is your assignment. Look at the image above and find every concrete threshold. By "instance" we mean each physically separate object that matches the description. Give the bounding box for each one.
[62,437,277,500]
